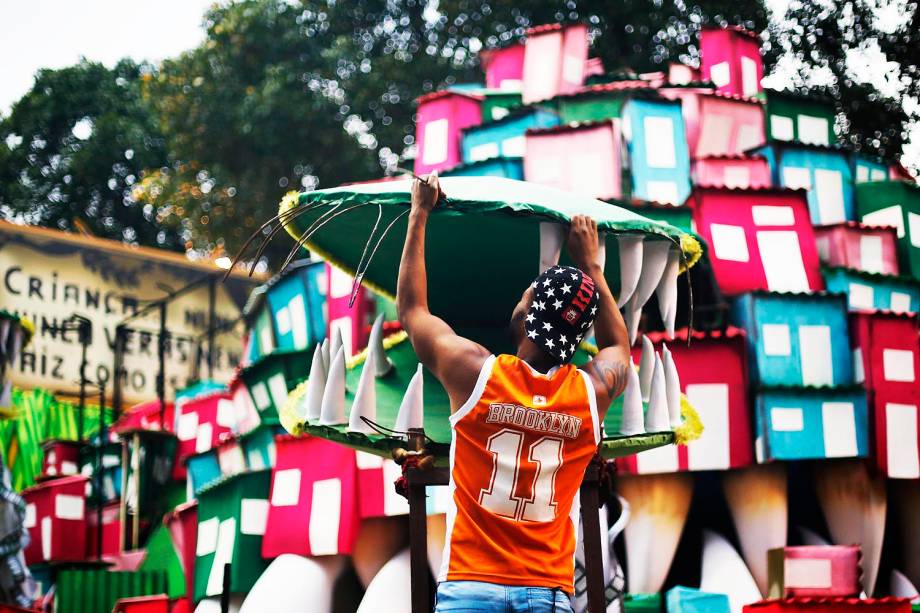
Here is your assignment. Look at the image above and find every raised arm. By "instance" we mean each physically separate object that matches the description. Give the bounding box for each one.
[396,174,491,411]
[568,216,631,417]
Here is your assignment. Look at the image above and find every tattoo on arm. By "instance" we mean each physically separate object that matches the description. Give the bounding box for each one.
[589,359,629,400]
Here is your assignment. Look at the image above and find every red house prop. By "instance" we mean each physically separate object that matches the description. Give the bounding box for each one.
[355,451,409,518]
[814,223,901,276]
[850,311,920,479]
[40,440,82,478]
[689,187,824,295]
[111,399,175,434]
[86,501,122,559]
[414,90,483,175]
[521,23,589,104]
[165,501,198,602]
[618,328,754,474]
[262,435,360,558]
[524,121,623,200]
[22,475,88,565]
[743,598,912,613]
[699,26,764,98]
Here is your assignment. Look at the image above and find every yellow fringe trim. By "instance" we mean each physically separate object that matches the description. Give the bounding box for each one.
[346,330,408,370]
[18,316,35,346]
[679,233,703,272]
[279,379,309,435]
[674,395,704,445]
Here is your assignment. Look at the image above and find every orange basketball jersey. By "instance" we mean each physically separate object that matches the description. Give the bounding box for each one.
[438,353,601,593]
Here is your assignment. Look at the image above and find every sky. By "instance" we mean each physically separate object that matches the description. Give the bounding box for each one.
[0,0,214,114]
[0,0,916,170]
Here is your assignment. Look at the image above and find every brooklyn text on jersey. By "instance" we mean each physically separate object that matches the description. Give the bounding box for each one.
[484,402,583,440]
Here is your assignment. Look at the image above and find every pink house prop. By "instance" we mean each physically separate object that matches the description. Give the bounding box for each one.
[175,392,236,474]
[689,186,824,295]
[262,435,360,558]
[849,311,920,479]
[692,154,772,189]
[662,88,766,158]
[22,475,88,564]
[668,62,701,85]
[355,451,409,518]
[326,264,373,356]
[618,327,754,474]
[480,43,525,91]
[414,90,483,175]
[215,435,247,477]
[524,121,622,200]
[814,222,900,276]
[229,374,259,435]
[521,23,589,104]
[699,26,764,98]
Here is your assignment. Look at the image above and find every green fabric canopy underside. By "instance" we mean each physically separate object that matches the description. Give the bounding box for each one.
[293,334,673,462]
[280,177,700,328]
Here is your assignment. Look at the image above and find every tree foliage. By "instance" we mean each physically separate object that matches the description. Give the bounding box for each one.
[0,59,182,248]
[764,0,917,164]
[1,0,915,258]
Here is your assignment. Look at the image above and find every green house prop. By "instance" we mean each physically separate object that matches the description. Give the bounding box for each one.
[240,348,313,426]
[238,425,283,470]
[856,181,920,281]
[55,567,168,613]
[765,90,836,146]
[194,469,272,601]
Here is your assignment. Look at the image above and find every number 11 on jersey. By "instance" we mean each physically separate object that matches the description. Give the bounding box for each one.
[479,429,564,522]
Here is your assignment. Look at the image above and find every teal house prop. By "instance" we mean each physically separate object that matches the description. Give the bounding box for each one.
[753,142,855,225]
[755,386,869,461]
[823,266,920,313]
[731,292,854,387]
[460,107,559,163]
[622,97,692,206]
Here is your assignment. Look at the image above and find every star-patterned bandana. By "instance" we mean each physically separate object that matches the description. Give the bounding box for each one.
[525,265,600,363]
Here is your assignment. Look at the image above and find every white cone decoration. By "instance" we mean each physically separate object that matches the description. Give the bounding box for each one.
[0,380,11,410]
[347,353,377,434]
[240,554,344,613]
[616,235,643,305]
[624,295,643,346]
[890,569,919,600]
[356,549,411,613]
[367,314,394,377]
[304,344,328,422]
[662,344,682,429]
[639,335,655,403]
[320,338,330,372]
[644,353,669,432]
[700,530,762,613]
[330,326,348,362]
[655,248,680,338]
[393,364,425,433]
[319,346,347,425]
[0,319,8,358]
[619,364,645,436]
[632,240,671,310]
[539,222,565,273]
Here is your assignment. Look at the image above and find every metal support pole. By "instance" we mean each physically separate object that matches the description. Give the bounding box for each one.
[207,276,217,379]
[111,325,125,418]
[97,384,107,558]
[580,463,606,613]
[220,562,232,613]
[157,302,168,430]
[76,321,89,442]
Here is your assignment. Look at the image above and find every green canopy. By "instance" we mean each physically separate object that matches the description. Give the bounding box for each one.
[282,332,678,462]
[279,177,701,328]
